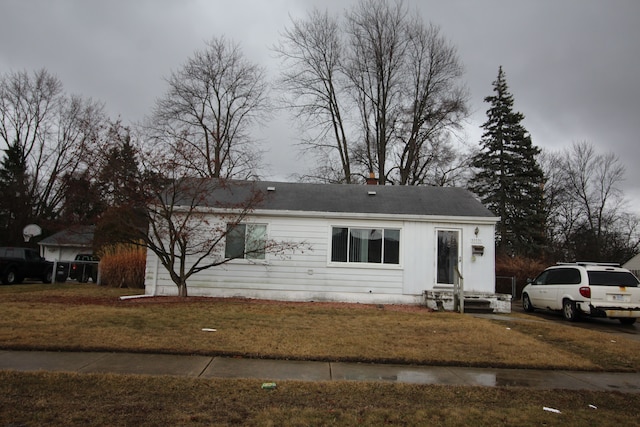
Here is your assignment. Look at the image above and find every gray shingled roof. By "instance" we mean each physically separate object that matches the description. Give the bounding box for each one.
[38,225,95,247]
[185,180,496,219]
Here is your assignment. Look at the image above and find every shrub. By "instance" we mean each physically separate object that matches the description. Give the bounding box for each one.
[495,255,548,298]
[97,244,146,288]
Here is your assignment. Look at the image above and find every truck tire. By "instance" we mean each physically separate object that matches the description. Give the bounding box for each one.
[80,270,89,283]
[42,269,53,284]
[2,268,18,285]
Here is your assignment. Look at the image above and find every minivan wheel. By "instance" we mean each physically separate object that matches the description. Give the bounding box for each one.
[562,299,579,322]
[522,294,535,312]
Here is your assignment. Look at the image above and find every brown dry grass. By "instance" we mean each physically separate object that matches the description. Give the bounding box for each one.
[97,244,146,288]
[1,371,639,426]
[1,283,640,371]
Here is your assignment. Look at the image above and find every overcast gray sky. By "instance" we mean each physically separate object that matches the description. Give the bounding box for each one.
[1,0,639,211]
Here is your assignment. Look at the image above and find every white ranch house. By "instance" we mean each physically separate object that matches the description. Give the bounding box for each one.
[144,181,508,312]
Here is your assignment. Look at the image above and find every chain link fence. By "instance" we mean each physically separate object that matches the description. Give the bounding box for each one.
[496,276,517,300]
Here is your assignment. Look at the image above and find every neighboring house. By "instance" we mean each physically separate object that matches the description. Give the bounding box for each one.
[144,181,508,311]
[623,253,640,278]
[38,225,95,262]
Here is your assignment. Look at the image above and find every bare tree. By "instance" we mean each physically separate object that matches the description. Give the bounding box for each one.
[538,150,574,256]
[344,0,407,184]
[0,69,104,228]
[543,141,639,261]
[274,9,353,183]
[275,0,467,185]
[121,152,306,296]
[393,20,468,185]
[414,136,469,186]
[148,37,270,180]
[563,142,627,259]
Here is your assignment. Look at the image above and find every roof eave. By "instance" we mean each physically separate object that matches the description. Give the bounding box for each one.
[185,206,499,224]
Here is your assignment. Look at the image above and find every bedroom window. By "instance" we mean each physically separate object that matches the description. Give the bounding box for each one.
[225,223,267,260]
[331,227,400,264]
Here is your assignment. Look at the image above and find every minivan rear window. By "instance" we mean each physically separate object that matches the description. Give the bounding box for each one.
[587,271,639,287]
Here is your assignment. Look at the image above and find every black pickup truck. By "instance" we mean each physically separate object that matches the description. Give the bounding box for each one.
[69,253,100,283]
[0,247,55,285]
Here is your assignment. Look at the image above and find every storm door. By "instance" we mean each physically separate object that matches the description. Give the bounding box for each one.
[436,230,460,286]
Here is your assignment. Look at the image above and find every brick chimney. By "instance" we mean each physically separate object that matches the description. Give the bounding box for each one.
[366,172,377,185]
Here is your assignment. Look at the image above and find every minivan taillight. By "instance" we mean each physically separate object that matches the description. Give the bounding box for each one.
[579,286,591,298]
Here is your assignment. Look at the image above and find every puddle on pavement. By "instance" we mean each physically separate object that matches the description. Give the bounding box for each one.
[458,370,547,388]
[396,370,442,384]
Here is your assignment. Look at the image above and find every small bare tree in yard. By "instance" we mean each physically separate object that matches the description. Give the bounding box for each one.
[117,145,306,297]
[134,36,300,296]
[148,36,270,180]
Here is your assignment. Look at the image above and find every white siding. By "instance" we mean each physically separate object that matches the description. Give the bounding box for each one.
[42,245,90,262]
[623,253,640,277]
[145,212,496,304]
[402,221,431,295]
[402,221,495,295]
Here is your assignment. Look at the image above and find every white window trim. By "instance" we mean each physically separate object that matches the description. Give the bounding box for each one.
[224,222,269,263]
[327,225,403,269]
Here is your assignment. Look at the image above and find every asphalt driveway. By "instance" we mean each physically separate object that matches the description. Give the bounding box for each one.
[510,300,640,342]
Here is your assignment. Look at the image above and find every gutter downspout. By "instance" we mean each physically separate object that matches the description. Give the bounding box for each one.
[151,252,159,296]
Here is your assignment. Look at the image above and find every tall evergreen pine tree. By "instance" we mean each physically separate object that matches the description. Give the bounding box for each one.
[0,142,32,245]
[469,67,546,257]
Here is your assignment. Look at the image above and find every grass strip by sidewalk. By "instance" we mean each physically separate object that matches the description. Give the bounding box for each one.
[1,283,640,371]
[1,371,640,426]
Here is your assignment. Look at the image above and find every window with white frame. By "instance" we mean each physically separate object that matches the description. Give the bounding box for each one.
[225,223,267,260]
[331,227,400,264]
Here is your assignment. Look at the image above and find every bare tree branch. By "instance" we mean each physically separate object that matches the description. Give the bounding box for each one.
[543,141,638,261]
[0,69,105,224]
[274,9,353,183]
[147,37,270,180]
[275,0,468,185]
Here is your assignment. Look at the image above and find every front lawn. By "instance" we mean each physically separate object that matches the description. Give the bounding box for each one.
[1,283,639,371]
[2,371,639,426]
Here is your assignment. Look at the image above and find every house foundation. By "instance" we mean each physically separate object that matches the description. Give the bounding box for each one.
[424,290,512,314]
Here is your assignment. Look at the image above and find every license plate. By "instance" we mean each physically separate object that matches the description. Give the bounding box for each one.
[609,294,630,302]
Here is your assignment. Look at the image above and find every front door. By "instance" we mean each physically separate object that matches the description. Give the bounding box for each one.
[436,229,460,286]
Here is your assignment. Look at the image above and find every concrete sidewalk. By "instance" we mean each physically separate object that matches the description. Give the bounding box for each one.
[2,350,640,393]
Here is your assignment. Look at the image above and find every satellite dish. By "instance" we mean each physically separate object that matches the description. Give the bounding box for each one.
[23,224,42,242]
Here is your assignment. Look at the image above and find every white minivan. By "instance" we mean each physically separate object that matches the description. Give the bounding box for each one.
[522,263,640,325]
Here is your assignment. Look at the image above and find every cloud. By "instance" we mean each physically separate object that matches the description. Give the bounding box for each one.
[1,0,639,210]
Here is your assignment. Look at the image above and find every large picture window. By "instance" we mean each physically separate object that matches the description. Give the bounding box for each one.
[331,227,400,265]
[225,223,267,260]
